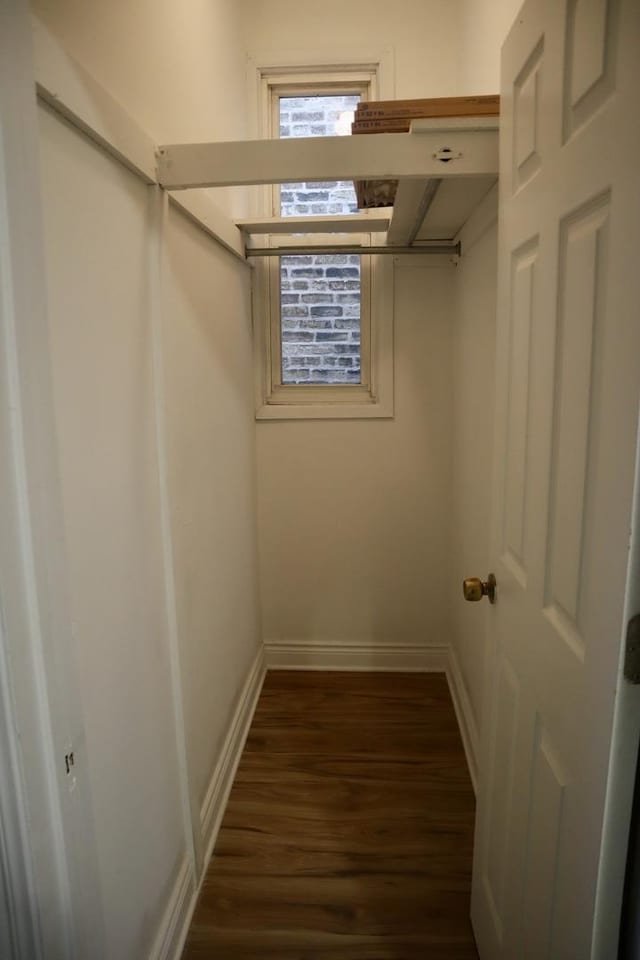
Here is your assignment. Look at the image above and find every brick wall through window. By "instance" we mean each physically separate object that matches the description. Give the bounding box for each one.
[278,94,361,385]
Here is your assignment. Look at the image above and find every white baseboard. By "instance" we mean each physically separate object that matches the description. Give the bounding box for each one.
[148,855,194,960]
[199,645,266,866]
[446,646,480,794]
[150,645,266,960]
[264,639,448,672]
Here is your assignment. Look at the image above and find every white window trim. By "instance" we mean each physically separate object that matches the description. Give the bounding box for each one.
[268,79,369,219]
[269,234,372,398]
[247,49,395,146]
[253,234,394,420]
[250,61,395,421]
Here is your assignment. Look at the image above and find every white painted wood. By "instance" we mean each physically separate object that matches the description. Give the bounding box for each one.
[454,181,498,254]
[147,639,263,960]
[414,176,498,241]
[387,174,497,245]
[157,129,499,190]
[387,179,440,245]
[199,648,266,864]
[0,614,41,960]
[447,647,480,794]
[169,192,246,263]
[152,648,265,960]
[472,1,640,957]
[162,201,262,832]
[148,188,200,882]
[147,856,194,960]
[563,0,615,141]
[238,212,392,235]
[599,417,640,957]
[264,641,448,672]
[32,16,156,184]
[247,242,456,257]
[411,117,499,135]
[0,4,106,957]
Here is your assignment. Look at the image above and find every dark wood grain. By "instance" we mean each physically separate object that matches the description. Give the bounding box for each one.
[182,671,479,959]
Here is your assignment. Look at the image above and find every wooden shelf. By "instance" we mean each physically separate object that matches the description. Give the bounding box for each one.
[387,175,497,245]
[372,117,499,246]
[157,123,498,190]
[159,118,499,255]
[236,212,392,235]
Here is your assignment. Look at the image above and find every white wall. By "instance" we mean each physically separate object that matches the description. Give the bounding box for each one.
[31,2,262,956]
[257,263,454,651]
[247,1,460,657]
[457,0,524,93]
[242,0,460,100]
[33,0,247,145]
[33,0,249,218]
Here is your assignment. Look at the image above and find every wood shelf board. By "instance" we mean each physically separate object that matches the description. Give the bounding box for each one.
[157,129,499,190]
[414,176,498,241]
[410,116,499,134]
[236,212,392,235]
[385,173,497,247]
[386,179,438,246]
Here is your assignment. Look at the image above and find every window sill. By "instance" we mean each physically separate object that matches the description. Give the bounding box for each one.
[256,395,394,421]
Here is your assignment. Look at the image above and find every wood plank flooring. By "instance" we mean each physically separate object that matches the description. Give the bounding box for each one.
[182,671,479,959]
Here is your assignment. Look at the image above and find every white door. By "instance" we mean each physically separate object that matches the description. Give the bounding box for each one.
[471,0,640,956]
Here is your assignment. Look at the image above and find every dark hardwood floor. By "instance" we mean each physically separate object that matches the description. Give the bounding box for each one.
[182,671,479,959]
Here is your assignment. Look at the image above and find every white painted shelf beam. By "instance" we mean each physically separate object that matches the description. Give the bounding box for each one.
[384,119,499,246]
[386,179,441,246]
[237,212,392,235]
[156,129,499,191]
[33,17,157,184]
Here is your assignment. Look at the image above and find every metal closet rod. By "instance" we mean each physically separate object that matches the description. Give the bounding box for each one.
[245,241,461,258]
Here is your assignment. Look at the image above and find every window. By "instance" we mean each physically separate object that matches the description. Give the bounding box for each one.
[278,92,362,387]
[279,251,364,386]
[253,70,394,420]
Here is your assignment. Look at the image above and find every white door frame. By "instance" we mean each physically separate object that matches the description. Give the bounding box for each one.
[594,416,640,954]
[0,611,42,960]
[0,1,105,956]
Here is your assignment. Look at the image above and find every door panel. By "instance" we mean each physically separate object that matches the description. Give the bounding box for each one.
[483,658,521,944]
[545,194,610,653]
[563,0,618,140]
[472,0,640,956]
[503,237,537,586]
[521,721,569,960]
[512,38,544,191]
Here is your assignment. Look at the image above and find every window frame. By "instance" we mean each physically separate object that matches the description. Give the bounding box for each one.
[266,233,372,401]
[252,67,394,421]
[269,80,369,219]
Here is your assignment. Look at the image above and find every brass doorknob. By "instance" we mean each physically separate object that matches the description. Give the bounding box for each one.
[463,573,497,604]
